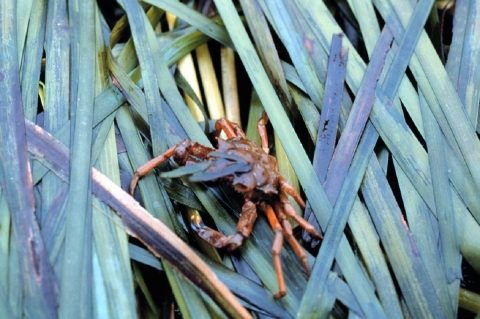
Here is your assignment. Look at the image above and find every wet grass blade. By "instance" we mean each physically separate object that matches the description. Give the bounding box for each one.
[362,157,446,318]
[20,0,46,122]
[146,0,233,48]
[445,0,480,126]
[0,2,57,317]
[59,1,96,317]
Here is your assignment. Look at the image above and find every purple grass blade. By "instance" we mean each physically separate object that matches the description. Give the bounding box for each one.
[324,28,393,204]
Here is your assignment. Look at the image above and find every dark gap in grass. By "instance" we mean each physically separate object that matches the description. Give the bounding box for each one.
[133,259,178,318]
[98,0,125,30]
[331,0,368,62]
[402,102,426,150]
[386,153,406,216]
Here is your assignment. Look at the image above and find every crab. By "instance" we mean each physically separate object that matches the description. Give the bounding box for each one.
[129,112,322,298]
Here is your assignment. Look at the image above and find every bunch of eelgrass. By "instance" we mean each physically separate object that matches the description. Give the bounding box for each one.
[1,0,479,318]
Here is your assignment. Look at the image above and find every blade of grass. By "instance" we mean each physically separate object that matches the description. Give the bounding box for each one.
[0,1,57,317]
[362,156,446,318]
[298,119,378,316]
[312,34,348,184]
[60,0,95,317]
[15,0,33,63]
[20,0,46,121]
[91,22,137,315]
[42,0,70,238]
[445,0,480,126]
[121,0,167,156]
[259,0,324,109]
[239,0,292,108]
[303,32,349,244]
[146,0,233,48]
[420,89,460,281]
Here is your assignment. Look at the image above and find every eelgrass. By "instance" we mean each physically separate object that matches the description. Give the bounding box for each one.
[1,0,480,318]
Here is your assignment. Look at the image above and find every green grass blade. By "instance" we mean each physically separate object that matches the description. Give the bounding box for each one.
[259,0,324,108]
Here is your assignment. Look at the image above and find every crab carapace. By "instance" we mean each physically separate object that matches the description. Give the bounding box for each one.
[129,112,322,298]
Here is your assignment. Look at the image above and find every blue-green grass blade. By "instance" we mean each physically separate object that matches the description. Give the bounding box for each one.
[145,0,233,48]
[60,0,95,318]
[375,0,480,192]
[120,0,167,156]
[420,90,461,280]
[239,0,292,108]
[0,1,57,317]
[259,0,324,109]
[91,16,137,316]
[298,121,378,317]
[15,0,33,63]
[362,157,446,318]
[42,0,70,236]
[20,0,46,121]
[445,0,480,126]
[396,161,456,317]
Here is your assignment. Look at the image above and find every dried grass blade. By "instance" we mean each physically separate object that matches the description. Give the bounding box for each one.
[0,2,57,317]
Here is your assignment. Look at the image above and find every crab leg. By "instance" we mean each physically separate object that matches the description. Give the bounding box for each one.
[274,202,310,275]
[279,191,323,239]
[279,177,306,208]
[261,203,286,299]
[257,111,270,154]
[191,200,257,251]
[215,118,246,139]
[129,145,178,195]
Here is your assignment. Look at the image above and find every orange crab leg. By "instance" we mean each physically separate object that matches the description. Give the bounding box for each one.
[257,111,270,154]
[279,177,306,209]
[261,203,286,299]
[274,202,310,275]
[215,118,246,139]
[191,200,257,251]
[129,145,178,195]
[279,191,323,239]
